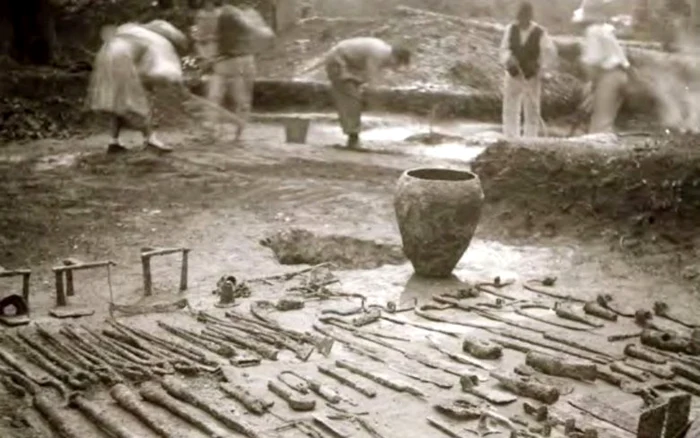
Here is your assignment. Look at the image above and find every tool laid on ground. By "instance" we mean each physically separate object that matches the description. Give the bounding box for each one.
[0,265,32,326]
[268,379,317,411]
[460,374,518,405]
[523,277,586,303]
[653,301,699,329]
[525,351,597,382]
[462,335,503,360]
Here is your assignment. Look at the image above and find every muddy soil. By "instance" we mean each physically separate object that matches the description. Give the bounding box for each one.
[2,119,700,438]
[1,120,700,438]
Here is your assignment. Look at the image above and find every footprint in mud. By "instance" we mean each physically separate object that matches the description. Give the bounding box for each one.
[260,228,406,269]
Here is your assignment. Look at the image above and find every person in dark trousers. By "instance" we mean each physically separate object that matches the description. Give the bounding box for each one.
[499,1,557,138]
[323,37,411,148]
[206,3,274,140]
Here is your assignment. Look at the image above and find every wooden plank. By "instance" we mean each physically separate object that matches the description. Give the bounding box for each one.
[638,403,666,438]
[568,394,639,434]
[0,269,31,278]
[52,260,115,273]
[141,248,189,258]
[664,392,691,438]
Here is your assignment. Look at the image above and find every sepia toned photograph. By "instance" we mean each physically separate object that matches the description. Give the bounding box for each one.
[1,0,700,437]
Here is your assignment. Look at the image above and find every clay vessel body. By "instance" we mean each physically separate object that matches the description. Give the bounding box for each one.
[394,167,484,278]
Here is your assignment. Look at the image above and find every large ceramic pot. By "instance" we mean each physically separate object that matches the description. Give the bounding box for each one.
[394,167,484,278]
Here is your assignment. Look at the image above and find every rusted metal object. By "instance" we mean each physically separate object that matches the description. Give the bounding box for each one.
[610,361,650,382]
[161,376,265,437]
[525,352,597,381]
[641,329,700,355]
[624,344,667,364]
[462,335,503,359]
[352,308,381,327]
[490,371,560,405]
[555,303,605,328]
[140,381,231,437]
[110,384,173,438]
[654,301,698,328]
[140,247,190,296]
[318,364,377,398]
[34,394,83,438]
[433,398,482,420]
[583,301,618,321]
[220,382,273,415]
[460,374,517,405]
[268,379,316,411]
[336,359,425,398]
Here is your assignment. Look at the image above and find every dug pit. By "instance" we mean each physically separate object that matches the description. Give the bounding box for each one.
[260,228,406,269]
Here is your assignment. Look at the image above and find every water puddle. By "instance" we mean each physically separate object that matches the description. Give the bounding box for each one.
[33,153,79,171]
[300,114,499,162]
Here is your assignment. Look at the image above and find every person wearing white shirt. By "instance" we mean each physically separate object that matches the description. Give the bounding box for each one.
[572,0,631,134]
[499,2,558,138]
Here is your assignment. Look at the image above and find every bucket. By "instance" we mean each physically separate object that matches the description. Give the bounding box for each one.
[285,118,310,144]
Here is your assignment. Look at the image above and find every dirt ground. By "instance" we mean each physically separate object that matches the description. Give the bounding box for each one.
[2,117,700,438]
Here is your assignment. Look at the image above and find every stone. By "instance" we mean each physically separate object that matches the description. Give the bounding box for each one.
[394,168,484,278]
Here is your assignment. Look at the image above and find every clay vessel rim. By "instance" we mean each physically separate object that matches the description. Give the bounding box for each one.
[403,167,476,182]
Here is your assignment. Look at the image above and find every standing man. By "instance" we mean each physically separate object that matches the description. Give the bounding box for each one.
[500,1,558,138]
[208,3,274,140]
[572,0,631,134]
[323,37,411,148]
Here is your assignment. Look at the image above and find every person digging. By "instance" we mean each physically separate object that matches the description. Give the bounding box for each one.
[86,20,189,154]
[572,0,633,135]
[320,37,411,149]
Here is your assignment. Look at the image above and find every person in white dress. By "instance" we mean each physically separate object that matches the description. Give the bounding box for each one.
[86,20,187,154]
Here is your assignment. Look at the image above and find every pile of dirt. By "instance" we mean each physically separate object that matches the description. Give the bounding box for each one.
[256,8,583,113]
[471,134,700,244]
[260,228,406,269]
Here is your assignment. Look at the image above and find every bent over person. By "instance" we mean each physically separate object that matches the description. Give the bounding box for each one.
[87,20,188,154]
[499,1,557,138]
[573,0,631,134]
[323,37,411,148]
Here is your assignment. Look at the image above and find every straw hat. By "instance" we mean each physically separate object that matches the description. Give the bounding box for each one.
[571,0,613,23]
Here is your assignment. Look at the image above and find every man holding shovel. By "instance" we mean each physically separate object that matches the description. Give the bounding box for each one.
[500,1,558,138]
[572,0,632,134]
[322,37,411,149]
